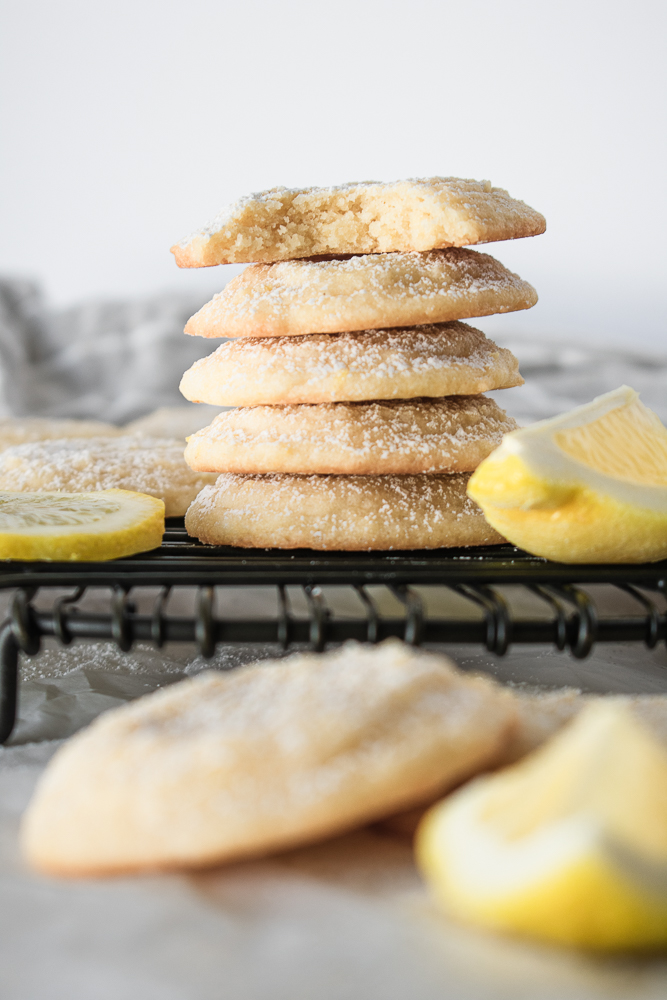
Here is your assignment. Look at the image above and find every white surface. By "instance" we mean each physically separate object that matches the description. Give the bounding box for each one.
[1,1,666,347]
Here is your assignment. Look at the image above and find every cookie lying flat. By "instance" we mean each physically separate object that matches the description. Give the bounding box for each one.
[381,690,667,838]
[185,249,537,339]
[0,417,122,452]
[498,689,593,766]
[171,177,546,266]
[185,472,504,550]
[124,404,223,440]
[180,321,523,407]
[184,397,518,475]
[22,640,518,876]
[499,689,667,766]
[0,437,217,517]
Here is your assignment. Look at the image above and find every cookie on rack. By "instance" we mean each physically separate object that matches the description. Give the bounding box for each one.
[22,639,518,875]
[0,417,122,452]
[180,321,523,407]
[185,472,504,550]
[171,177,546,266]
[124,404,223,440]
[184,249,537,339]
[184,396,518,475]
[0,437,217,517]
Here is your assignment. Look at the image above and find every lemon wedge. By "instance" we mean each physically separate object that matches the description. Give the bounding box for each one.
[416,701,667,951]
[0,490,165,561]
[467,385,667,562]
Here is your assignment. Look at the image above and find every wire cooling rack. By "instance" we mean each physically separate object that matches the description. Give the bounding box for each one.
[0,519,665,741]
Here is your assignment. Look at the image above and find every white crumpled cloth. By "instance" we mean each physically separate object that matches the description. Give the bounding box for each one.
[1,277,666,998]
[0,278,216,423]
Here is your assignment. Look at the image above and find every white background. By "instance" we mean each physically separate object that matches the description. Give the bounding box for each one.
[1,0,665,347]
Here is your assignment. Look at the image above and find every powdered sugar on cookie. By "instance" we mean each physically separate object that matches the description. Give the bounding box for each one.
[0,437,217,517]
[185,472,504,549]
[184,396,518,475]
[22,640,517,875]
[185,248,538,339]
[180,321,523,407]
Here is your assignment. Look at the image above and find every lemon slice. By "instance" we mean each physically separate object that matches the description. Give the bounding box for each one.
[416,701,667,951]
[467,386,667,562]
[0,490,165,561]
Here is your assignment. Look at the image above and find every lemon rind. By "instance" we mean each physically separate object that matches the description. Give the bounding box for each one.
[416,702,667,950]
[0,490,165,562]
[418,787,667,950]
[488,387,667,514]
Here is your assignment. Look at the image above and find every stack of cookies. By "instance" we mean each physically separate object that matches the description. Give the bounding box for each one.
[174,178,545,550]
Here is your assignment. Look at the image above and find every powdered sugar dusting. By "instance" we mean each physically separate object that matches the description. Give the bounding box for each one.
[186,473,504,549]
[109,640,503,753]
[180,321,523,407]
[0,436,217,517]
[24,640,514,872]
[186,396,518,474]
[186,248,538,338]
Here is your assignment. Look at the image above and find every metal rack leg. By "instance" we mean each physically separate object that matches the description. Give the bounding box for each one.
[303,585,329,651]
[389,585,423,646]
[0,621,19,744]
[354,586,380,643]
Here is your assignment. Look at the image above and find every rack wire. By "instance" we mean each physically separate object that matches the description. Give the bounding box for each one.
[1,519,666,742]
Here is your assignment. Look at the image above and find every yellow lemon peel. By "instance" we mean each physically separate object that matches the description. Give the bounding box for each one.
[467,386,667,562]
[416,701,667,951]
[0,490,165,561]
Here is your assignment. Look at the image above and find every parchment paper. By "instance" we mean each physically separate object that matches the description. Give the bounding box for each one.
[3,739,667,1000]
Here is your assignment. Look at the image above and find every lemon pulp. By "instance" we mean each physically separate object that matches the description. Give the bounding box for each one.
[467,386,667,563]
[0,490,165,561]
[554,396,667,486]
[416,701,667,950]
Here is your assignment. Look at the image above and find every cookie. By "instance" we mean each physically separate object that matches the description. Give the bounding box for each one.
[180,321,523,407]
[0,417,122,452]
[21,640,518,876]
[124,404,224,440]
[499,690,667,766]
[380,690,667,838]
[0,437,217,517]
[185,472,504,550]
[184,396,518,475]
[171,177,546,266]
[184,249,537,339]
[498,688,592,765]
